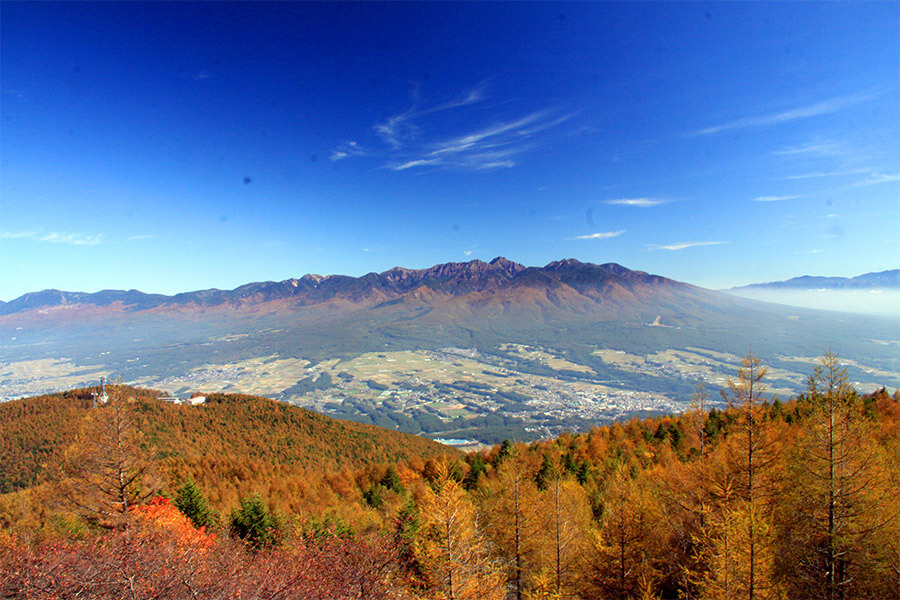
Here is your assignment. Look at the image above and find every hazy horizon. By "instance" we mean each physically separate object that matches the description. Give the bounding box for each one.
[725,288,900,319]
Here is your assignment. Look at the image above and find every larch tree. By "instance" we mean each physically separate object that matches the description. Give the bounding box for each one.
[481,443,542,600]
[588,461,667,600]
[731,352,779,600]
[683,438,740,600]
[418,459,504,600]
[54,386,160,528]
[687,353,779,600]
[687,382,709,458]
[778,351,900,599]
[700,352,781,600]
[660,443,723,598]
[530,456,592,599]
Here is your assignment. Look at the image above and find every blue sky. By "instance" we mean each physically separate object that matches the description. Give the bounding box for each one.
[1,1,898,301]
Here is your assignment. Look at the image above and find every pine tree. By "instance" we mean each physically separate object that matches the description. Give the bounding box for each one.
[380,465,404,494]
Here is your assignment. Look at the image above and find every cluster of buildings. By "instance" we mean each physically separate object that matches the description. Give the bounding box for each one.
[159,395,206,405]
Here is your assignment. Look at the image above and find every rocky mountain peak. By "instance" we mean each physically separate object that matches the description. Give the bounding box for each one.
[299,274,325,286]
[544,258,585,270]
[488,256,527,274]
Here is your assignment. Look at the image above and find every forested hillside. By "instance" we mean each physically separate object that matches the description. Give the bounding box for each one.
[2,354,899,599]
[0,386,454,517]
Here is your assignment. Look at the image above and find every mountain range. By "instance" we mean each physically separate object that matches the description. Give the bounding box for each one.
[2,258,899,440]
[730,269,900,291]
[0,257,683,317]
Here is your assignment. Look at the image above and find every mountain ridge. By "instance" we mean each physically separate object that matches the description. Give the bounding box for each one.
[730,269,900,291]
[0,257,689,317]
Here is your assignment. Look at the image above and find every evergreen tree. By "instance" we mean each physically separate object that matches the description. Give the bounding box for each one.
[229,493,280,551]
[535,453,556,491]
[463,453,486,490]
[173,480,215,530]
[380,465,404,494]
[495,438,513,464]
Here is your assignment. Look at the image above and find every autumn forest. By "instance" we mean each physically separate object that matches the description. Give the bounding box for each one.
[1,352,899,599]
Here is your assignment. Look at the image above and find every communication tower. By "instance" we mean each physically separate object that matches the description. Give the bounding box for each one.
[91,376,110,408]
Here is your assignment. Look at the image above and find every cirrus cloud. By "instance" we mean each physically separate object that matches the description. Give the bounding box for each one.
[691,93,871,137]
[570,230,626,241]
[604,197,670,207]
[753,195,801,202]
[1,230,103,246]
[333,81,579,172]
[651,241,728,251]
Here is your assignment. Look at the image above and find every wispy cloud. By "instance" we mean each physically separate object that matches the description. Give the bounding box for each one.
[377,109,570,171]
[857,172,900,186]
[329,141,368,162]
[374,83,488,150]
[604,197,670,207]
[772,141,847,157]
[1,230,103,246]
[779,167,872,180]
[692,94,869,136]
[570,230,626,241]
[333,82,577,172]
[41,232,103,245]
[126,234,156,241]
[753,194,802,202]
[391,158,442,171]
[386,110,575,171]
[651,241,728,251]
[390,147,521,172]
[426,112,544,157]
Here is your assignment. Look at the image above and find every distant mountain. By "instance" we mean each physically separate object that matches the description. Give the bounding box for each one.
[0,257,684,317]
[730,269,900,291]
[3,258,899,438]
